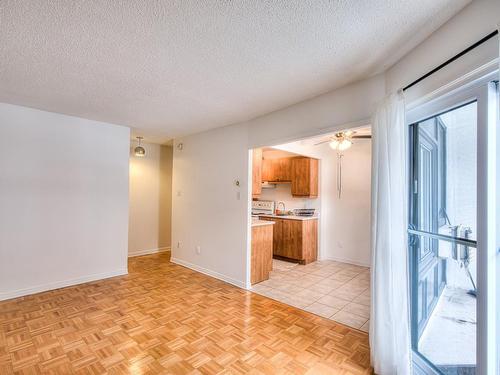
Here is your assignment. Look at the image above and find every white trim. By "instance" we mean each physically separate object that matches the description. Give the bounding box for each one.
[0,268,128,301]
[128,246,171,258]
[320,256,370,268]
[170,257,246,289]
[406,62,499,112]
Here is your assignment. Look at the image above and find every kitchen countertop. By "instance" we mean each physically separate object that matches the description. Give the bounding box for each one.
[257,214,318,221]
[252,219,275,227]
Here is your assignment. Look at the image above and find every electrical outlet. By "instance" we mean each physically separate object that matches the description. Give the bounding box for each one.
[177,241,182,248]
[196,246,201,255]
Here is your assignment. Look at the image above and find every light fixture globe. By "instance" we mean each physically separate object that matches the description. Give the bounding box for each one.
[329,139,340,150]
[338,139,352,151]
[134,136,146,157]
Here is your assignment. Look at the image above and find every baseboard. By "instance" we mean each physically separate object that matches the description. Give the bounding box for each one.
[321,256,370,268]
[128,246,171,258]
[0,268,128,302]
[170,257,246,289]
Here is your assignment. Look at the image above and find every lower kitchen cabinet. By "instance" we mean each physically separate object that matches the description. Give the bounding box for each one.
[251,223,274,284]
[260,217,317,264]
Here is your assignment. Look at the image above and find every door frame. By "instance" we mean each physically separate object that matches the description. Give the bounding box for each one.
[406,71,498,375]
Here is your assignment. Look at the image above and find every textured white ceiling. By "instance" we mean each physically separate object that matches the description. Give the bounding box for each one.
[0,0,469,142]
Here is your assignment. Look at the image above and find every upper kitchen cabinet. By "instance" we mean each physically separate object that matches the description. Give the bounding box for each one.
[261,158,292,182]
[252,148,263,198]
[291,157,318,197]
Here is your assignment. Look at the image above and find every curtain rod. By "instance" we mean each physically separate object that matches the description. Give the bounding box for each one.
[402,30,498,92]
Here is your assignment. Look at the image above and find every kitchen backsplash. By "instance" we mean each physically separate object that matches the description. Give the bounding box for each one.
[258,183,320,211]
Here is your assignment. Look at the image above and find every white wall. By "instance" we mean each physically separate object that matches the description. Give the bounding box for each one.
[0,103,130,301]
[171,124,250,287]
[323,141,371,266]
[129,142,172,257]
[275,139,372,266]
[248,74,385,147]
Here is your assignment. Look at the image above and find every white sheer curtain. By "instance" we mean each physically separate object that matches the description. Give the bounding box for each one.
[370,92,411,375]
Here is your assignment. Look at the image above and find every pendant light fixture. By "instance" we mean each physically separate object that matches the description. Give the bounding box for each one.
[134,136,146,157]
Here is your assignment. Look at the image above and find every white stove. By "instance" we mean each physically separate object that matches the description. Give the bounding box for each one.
[251,200,275,216]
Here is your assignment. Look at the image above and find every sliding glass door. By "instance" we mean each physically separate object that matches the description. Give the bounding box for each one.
[407,76,498,375]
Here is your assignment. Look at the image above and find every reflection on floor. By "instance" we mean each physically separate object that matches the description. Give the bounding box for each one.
[251,259,370,331]
[419,286,476,372]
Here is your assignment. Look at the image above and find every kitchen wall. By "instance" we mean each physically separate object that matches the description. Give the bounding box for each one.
[129,142,173,257]
[0,103,130,301]
[275,138,372,267]
[171,0,499,288]
[258,183,320,212]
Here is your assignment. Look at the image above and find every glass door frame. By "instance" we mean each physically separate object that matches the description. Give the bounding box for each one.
[406,71,498,375]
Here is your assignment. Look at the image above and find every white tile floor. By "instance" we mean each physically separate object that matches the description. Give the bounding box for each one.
[251,259,371,331]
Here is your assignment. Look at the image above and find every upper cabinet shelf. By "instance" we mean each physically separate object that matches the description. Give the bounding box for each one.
[252,149,318,198]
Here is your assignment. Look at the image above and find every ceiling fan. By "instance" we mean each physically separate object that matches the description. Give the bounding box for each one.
[314,131,371,151]
[314,130,371,199]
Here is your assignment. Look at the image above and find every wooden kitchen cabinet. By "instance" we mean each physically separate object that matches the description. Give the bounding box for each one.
[261,158,292,182]
[261,156,318,197]
[291,157,318,197]
[281,219,302,260]
[261,158,273,182]
[252,148,263,198]
[251,223,274,284]
[260,217,317,264]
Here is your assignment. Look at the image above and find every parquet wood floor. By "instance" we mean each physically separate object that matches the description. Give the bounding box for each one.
[0,252,372,374]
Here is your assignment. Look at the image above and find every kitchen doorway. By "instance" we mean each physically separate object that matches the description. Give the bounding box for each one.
[248,126,372,331]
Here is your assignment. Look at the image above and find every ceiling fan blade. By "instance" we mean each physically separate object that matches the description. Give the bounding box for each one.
[351,135,372,139]
[314,140,331,146]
